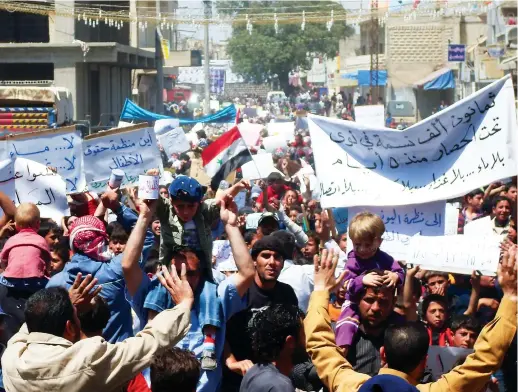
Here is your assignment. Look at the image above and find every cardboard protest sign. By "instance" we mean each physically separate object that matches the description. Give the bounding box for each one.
[154,118,180,135]
[354,105,385,128]
[310,76,518,208]
[83,124,161,191]
[157,127,191,156]
[7,126,86,193]
[267,121,295,142]
[0,157,70,223]
[212,240,234,269]
[347,202,451,261]
[407,233,501,275]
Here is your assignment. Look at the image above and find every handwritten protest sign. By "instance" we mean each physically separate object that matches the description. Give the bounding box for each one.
[426,346,473,381]
[154,118,180,136]
[310,76,518,208]
[212,240,234,269]
[83,124,161,191]
[157,127,191,156]
[241,153,282,180]
[262,135,287,153]
[246,213,262,229]
[234,191,247,210]
[0,158,70,223]
[7,127,86,193]
[354,105,385,128]
[407,233,501,275]
[332,208,349,234]
[347,202,450,261]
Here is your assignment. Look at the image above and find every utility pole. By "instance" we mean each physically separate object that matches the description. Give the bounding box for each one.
[369,0,379,103]
[155,0,164,114]
[203,0,211,114]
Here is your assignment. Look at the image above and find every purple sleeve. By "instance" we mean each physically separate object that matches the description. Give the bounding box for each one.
[345,253,367,297]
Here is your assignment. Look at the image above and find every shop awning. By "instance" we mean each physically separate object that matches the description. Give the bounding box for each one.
[357,70,387,87]
[413,67,455,90]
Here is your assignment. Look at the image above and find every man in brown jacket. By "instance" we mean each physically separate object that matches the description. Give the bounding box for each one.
[305,248,517,392]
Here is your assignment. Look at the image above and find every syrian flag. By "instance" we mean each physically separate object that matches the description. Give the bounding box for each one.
[202,126,252,190]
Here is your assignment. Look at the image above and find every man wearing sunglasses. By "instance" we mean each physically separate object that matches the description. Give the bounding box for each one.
[147,170,249,282]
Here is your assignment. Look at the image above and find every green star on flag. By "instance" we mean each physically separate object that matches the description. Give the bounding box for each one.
[217,158,223,165]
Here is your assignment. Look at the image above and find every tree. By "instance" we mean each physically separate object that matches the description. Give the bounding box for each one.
[217,1,353,95]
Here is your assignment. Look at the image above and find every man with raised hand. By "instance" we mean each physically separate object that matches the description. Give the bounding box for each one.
[304,248,517,392]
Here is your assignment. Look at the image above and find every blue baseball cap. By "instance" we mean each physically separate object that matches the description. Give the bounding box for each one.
[168,175,206,203]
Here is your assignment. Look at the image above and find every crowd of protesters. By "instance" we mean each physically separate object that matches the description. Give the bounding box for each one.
[0,104,514,392]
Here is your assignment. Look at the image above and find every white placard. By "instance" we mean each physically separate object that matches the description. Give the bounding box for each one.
[0,158,70,223]
[246,213,262,229]
[262,135,286,153]
[83,126,161,192]
[241,153,283,180]
[157,127,191,156]
[238,122,262,146]
[8,128,86,193]
[354,105,385,128]
[267,121,295,141]
[212,240,234,268]
[154,118,180,135]
[407,234,501,275]
[138,175,159,199]
[426,346,473,381]
[347,202,449,261]
[310,76,518,208]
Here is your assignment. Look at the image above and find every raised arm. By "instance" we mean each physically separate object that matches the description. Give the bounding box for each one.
[402,266,419,322]
[0,190,16,228]
[122,200,157,297]
[305,250,368,391]
[464,272,481,316]
[422,247,517,392]
[219,195,255,297]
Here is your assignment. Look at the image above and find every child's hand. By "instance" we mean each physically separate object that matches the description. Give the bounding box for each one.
[362,272,384,287]
[383,271,399,287]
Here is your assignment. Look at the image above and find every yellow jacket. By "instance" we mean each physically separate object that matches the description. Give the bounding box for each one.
[305,291,517,392]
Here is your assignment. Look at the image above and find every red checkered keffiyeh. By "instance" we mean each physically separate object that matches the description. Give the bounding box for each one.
[69,215,110,261]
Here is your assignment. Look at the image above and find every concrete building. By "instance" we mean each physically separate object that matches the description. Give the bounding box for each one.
[0,1,177,126]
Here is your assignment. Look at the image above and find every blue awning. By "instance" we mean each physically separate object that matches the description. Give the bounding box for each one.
[120,98,237,124]
[357,70,387,86]
[414,67,455,90]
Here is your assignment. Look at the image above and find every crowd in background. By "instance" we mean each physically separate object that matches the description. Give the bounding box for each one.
[0,104,514,392]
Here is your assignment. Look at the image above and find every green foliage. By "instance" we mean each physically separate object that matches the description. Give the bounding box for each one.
[217,1,353,93]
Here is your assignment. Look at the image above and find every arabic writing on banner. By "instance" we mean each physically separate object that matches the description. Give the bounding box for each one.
[407,234,501,275]
[7,128,86,193]
[310,76,517,208]
[347,202,450,261]
[212,240,234,267]
[0,158,69,223]
[83,126,161,190]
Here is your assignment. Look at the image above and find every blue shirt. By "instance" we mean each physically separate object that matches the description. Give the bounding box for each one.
[129,274,247,392]
[47,205,155,343]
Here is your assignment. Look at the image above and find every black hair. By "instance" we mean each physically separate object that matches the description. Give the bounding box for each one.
[50,239,71,264]
[244,230,259,246]
[271,230,296,258]
[145,257,160,275]
[249,304,304,363]
[25,288,74,336]
[289,205,303,214]
[492,195,511,209]
[384,322,429,374]
[505,183,517,192]
[356,269,396,299]
[107,222,129,243]
[78,296,110,337]
[465,189,484,200]
[305,231,321,247]
[38,220,63,239]
[151,348,201,392]
[450,315,481,334]
[421,294,448,318]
